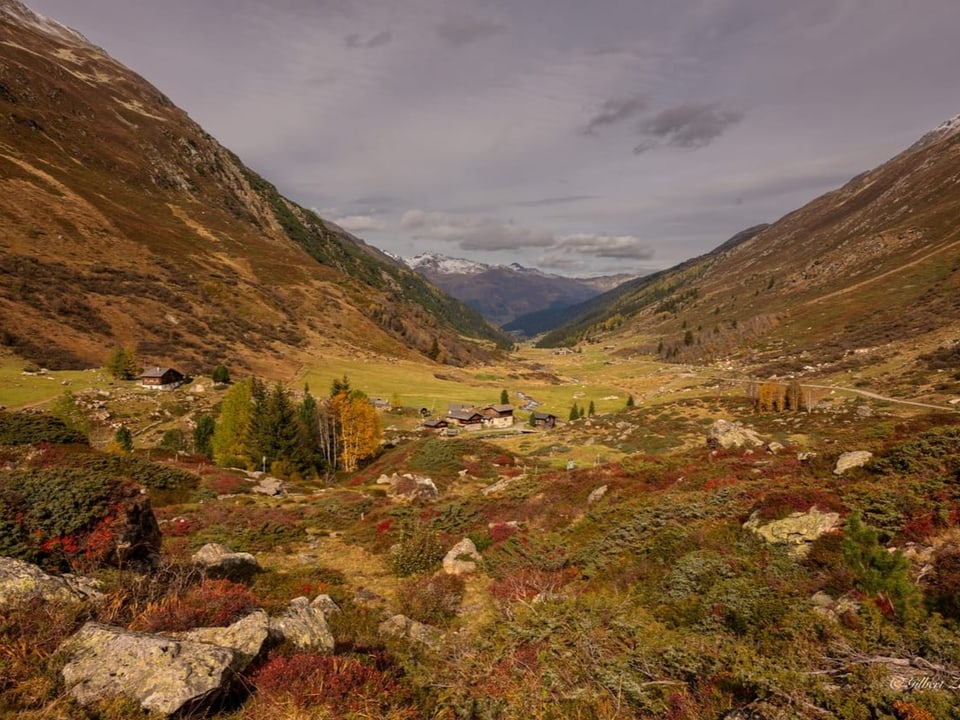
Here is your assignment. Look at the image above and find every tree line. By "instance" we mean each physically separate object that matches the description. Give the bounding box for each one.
[203,375,381,479]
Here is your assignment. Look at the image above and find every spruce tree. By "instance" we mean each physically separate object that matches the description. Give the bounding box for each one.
[500,389,509,405]
[588,400,595,417]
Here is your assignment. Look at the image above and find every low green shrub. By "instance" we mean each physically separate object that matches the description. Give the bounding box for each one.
[387,526,445,577]
[0,411,87,445]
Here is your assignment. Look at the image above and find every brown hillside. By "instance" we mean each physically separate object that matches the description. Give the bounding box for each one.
[0,0,508,376]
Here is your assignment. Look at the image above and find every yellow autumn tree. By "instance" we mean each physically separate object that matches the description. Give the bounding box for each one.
[331,392,381,472]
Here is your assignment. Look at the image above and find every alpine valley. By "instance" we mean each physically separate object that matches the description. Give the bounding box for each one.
[4,2,960,720]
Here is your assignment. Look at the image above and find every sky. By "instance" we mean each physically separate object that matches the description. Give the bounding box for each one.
[24,0,960,276]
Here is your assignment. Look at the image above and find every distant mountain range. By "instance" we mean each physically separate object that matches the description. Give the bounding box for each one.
[0,0,511,375]
[403,253,640,328]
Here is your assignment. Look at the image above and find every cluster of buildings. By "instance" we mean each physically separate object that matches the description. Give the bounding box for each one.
[422,403,557,433]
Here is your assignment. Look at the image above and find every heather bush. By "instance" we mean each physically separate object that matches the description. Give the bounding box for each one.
[0,468,139,569]
[130,578,259,632]
[246,650,415,717]
[0,410,87,445]
[387,525,445,577]
[397,573,465,625]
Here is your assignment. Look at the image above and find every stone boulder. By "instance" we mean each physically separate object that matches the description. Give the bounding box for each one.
[191,543,262,581]
[378,614,442,649]
[442,538,482,576]
[834,450,873,475]
[706,419,765,450]
[175,610,271,669]
[587,485,608,505]
[743,506,842,557]
[378,473,439,503]
[268,597,335,652]
[60,622,238,716]
[0,556,103,607]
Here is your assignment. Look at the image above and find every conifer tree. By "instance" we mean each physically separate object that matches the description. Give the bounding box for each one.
[625,394,635,409]
[588,400,595,417]
[569,403,580,421]
[114,425,133,453]
[211,378,254,467]
[500,389,509,405]
[193,415,215,459]
[106,346,138,380]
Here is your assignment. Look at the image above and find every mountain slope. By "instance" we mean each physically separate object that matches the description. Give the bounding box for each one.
[405,252,637,327]
[0,1,509,375]
[538,124,960,389]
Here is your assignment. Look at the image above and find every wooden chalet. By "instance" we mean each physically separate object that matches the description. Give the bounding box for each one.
[423,417,450,431]
[447,408,484,430]
[531,411,557,429]
[482,404,515,428]
[139,366,185,390]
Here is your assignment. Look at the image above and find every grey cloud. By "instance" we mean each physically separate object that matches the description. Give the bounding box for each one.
[555,233,655,260]
[331,215,386,232]
[511,195,596,208]
[436,17,505,46]
[401,210,552,251]
[637,103,744,150]
[580,95,647,135]
[345,29,392,49]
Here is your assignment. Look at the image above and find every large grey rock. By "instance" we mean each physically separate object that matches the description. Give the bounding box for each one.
[706,419,765,450]
[175,610,271,669]
[833,450,873,475]
[192,543,261,581]
[379,473,440,502]
[268,597,335,652]
[378,614,442,649]
[60,622,237,716]
[442,538,482,576]
[743,507,842,557]
[0,556,102,607]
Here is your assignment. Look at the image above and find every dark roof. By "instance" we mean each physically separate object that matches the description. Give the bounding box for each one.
[423,417,449,428]
[532,411,556,420]
[449,410,483,422]
[140,366,181,379]
[489,404,514,414]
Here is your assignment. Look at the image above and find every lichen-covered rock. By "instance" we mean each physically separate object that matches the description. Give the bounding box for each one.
[310,594,341,617]
[379,473,440,502]
[191,543,261,581]
[706,419,765,450]
[0,556,102,607]
[175,610,270,669]
[268,597,335,652]
[743,507,842,556]
[442,538,482,576]
[379,614,442,649]
[60,622,237,716]
[834,450,873,475]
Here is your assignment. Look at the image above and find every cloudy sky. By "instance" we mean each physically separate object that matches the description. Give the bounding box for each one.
[26,0,960,276]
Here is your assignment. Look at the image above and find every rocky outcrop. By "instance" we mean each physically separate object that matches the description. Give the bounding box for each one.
[379,614,442,649]
[834,450,873,475]
[0,556,102,607]
[442,538,482,576]
[706,420,765,450]
[268,597,335,652]
[191,543,262,581]
[60,623,239,716]
[743,507,842,556]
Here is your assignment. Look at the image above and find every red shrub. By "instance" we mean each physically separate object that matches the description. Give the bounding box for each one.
[202,473,248,496]
[131,578,259,632]
[249,651,412,713]
[489,522,518,543]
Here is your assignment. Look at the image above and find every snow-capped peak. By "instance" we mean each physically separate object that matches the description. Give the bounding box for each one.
[403,253,489,275]
[0,0,89,44]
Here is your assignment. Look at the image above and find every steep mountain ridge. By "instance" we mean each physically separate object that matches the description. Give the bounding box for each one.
[0,1,509,375]
[404,252,638,327]
[539,127,960,391]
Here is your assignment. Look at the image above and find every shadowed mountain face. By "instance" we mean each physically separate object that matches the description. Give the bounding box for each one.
[0,1,510,375]
[539,118,960,382]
